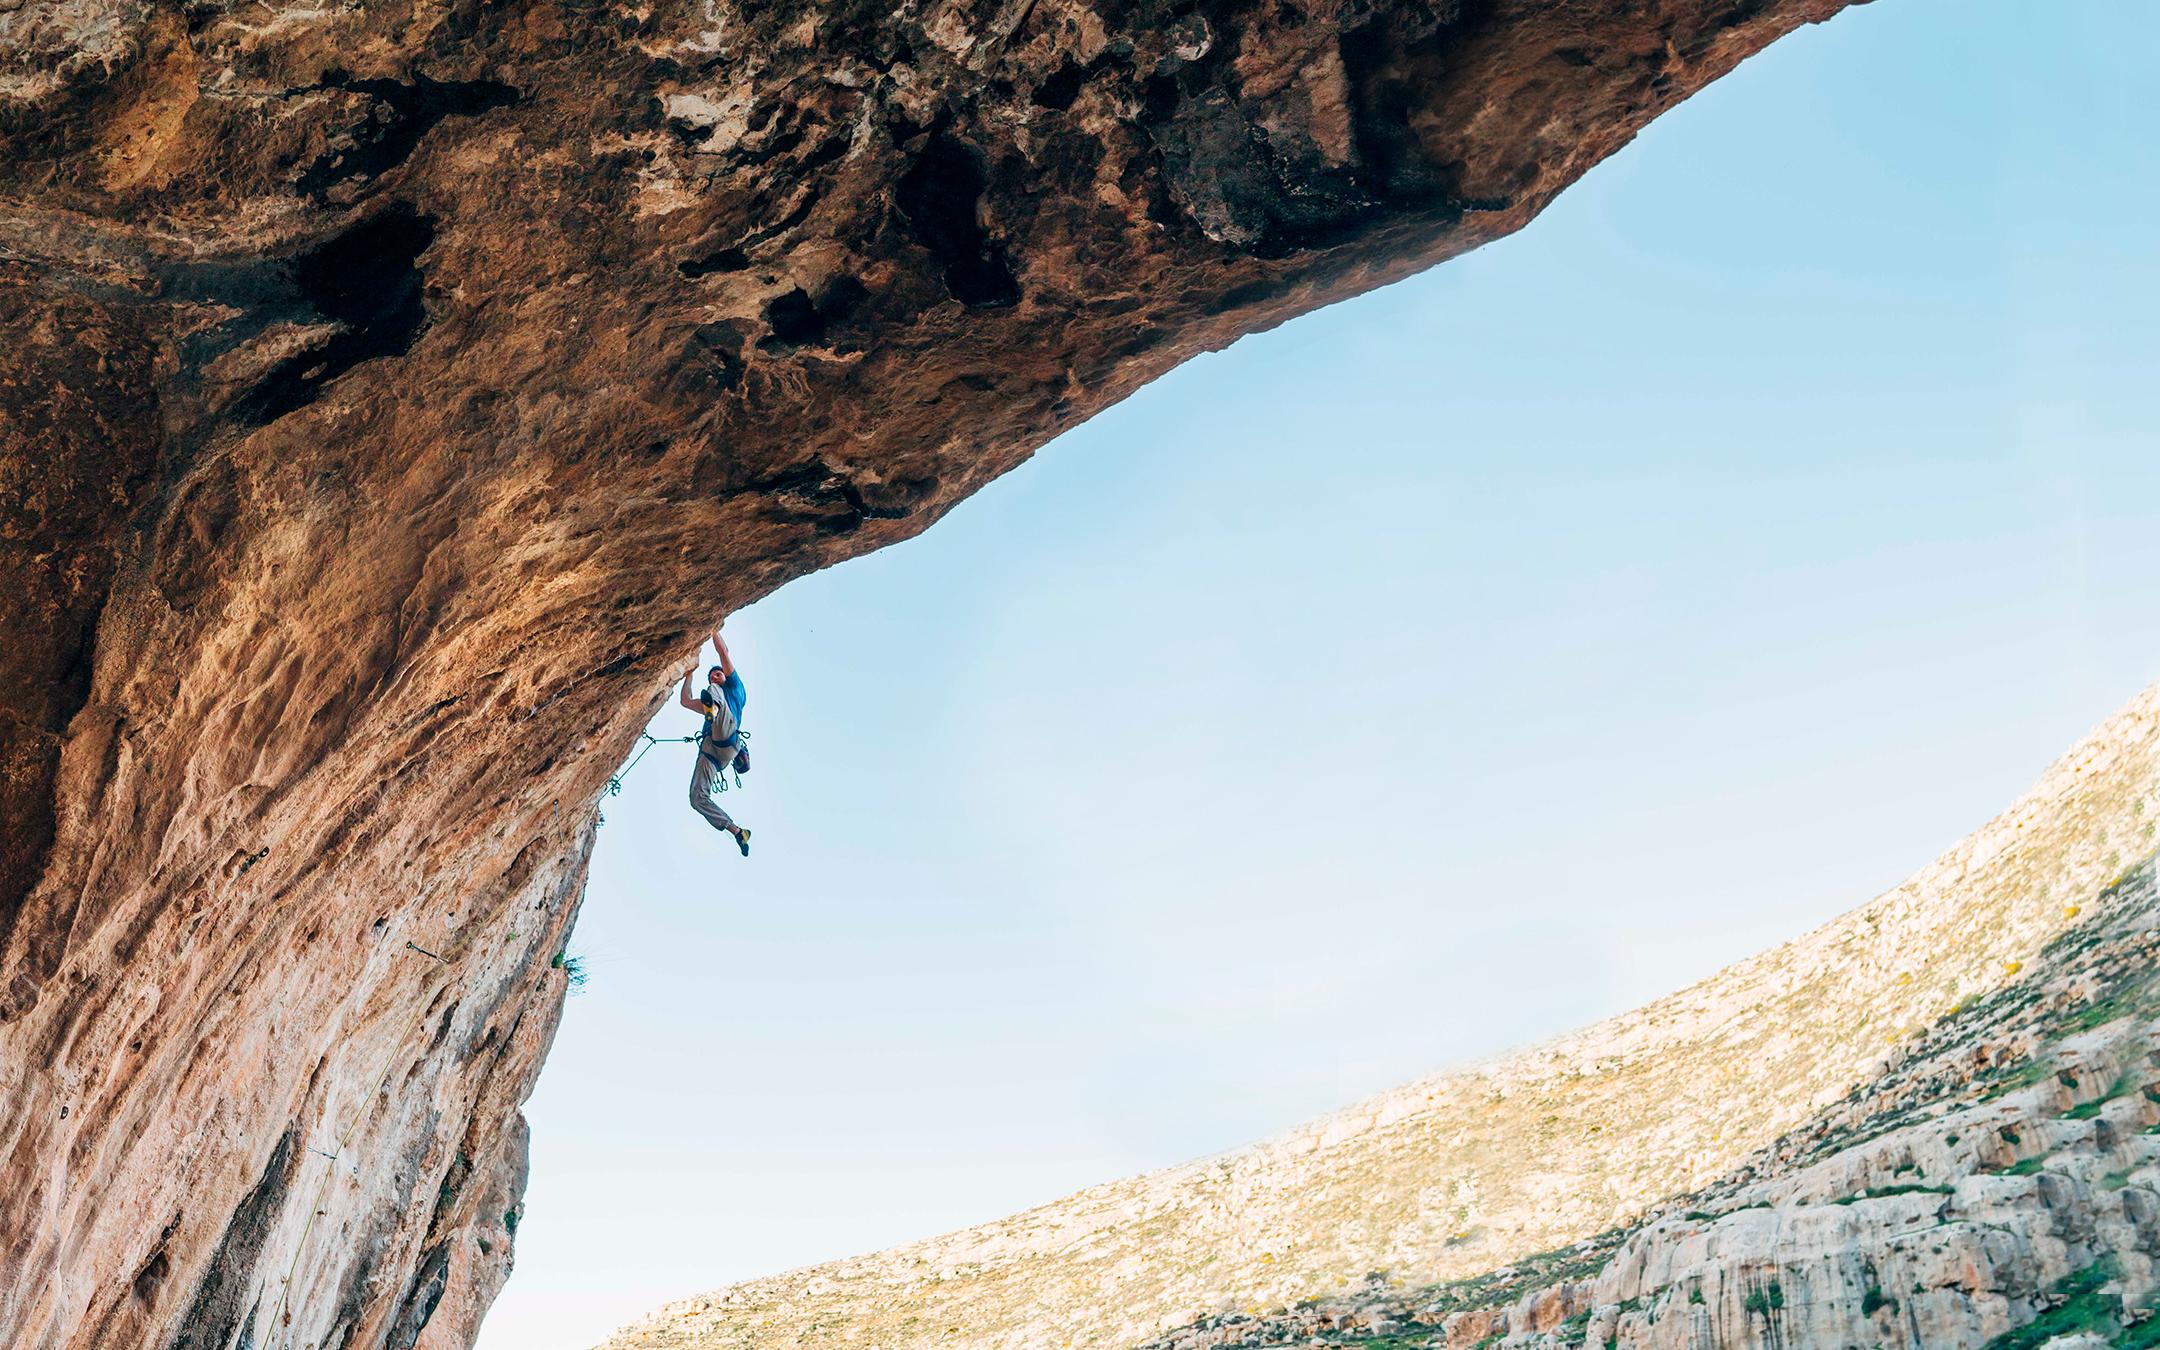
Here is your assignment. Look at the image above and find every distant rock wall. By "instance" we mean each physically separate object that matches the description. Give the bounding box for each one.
[601,688,2160,1350]
[1140,873,2160,1350]
[0,1,1853,1347]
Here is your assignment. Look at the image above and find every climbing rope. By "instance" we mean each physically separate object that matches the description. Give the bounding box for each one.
[269,723,749,1336]
[606,732,697,796]
[607,729,749,794]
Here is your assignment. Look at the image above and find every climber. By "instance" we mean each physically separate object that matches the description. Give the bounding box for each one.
[680,623,752,856]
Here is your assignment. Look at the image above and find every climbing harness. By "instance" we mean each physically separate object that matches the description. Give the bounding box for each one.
[710,729,751,791]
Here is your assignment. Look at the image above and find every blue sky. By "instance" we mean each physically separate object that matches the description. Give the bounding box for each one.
[478,3,2160,1346]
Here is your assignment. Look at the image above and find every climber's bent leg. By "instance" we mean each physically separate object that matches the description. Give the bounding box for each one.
[688,753,737,835]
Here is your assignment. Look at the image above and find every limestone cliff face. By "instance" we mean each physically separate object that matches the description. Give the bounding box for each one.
[599,693,2160,1350]
[0,1,1856,1348]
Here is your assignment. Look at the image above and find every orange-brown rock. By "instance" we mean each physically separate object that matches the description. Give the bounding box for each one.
[0,1,1852,1346]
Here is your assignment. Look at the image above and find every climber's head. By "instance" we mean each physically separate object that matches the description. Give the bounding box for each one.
[708,664,725,686]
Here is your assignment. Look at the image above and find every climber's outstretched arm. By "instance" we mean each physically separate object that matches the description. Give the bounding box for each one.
[712,627,735,680]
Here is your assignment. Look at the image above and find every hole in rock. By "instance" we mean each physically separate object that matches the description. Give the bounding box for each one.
[232,205,438,426]
[893,133,1022,309]
[296,72,520,199]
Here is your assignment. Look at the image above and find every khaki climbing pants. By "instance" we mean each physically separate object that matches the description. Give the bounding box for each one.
[689,749,737,835]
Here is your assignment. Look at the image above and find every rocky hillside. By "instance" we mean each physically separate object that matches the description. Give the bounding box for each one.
[0,1,1857,1347]
[600,683,2160,1350]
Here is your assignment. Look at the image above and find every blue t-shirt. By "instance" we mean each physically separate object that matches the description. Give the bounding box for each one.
[702,672,746,748]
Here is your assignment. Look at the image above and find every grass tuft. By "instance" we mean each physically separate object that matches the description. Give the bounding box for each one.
[1977,1258,2123,1349]
[551,949,590,993]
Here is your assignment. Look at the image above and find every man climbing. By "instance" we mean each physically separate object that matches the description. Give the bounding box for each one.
[680,623,752,856]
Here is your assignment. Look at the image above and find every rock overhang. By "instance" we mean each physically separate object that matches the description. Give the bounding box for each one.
[0,0,1857,1346]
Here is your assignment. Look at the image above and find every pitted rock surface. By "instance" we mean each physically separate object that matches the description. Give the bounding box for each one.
[4,1,1853,1348]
